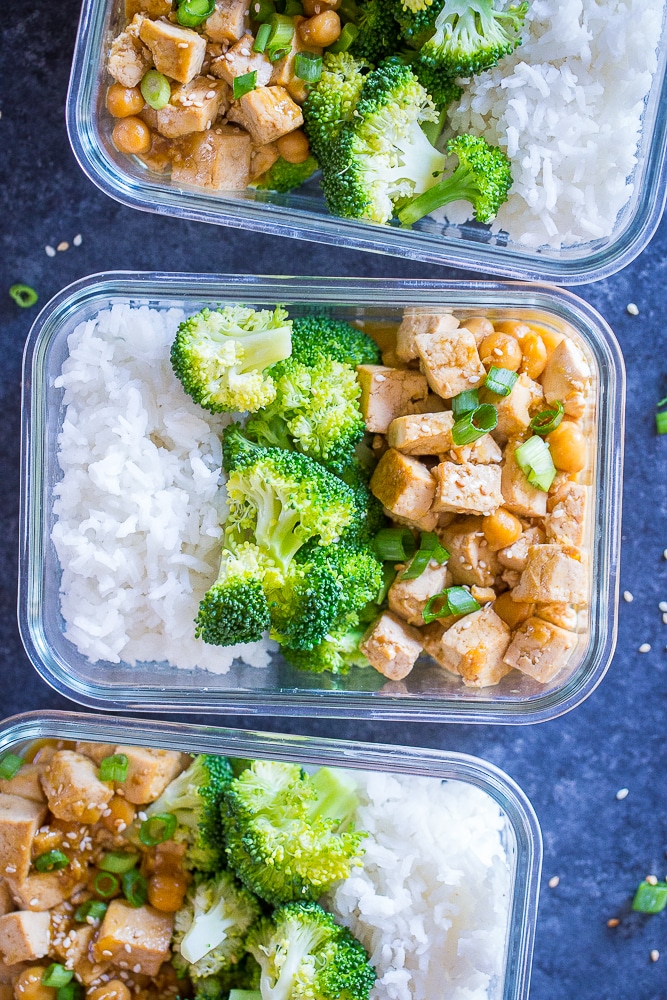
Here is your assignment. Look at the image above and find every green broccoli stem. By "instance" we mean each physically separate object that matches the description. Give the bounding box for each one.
[308,767,359,828]
[264,924,332,1000]
[397,161,480,225]
[237,328,293,374]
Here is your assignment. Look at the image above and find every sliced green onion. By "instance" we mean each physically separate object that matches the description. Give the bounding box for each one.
[99,851,139,874]
[0,753,23,780]
[401,532,449,581]
[283,0,304,14]
[122,869,149,908]
[139,813,177,846]
[632,880,667,914]
[530,400,564,436]
[373,528,416,563]
[422,587,480,624]
[376,563,397,605]
[74,900,108,923]
[294,52,322,82]
[177,0,215,25]
[266,14,295,60]
[98,753,128,783]
[253,21,272,49]
[485,366,518,397]
[42,966,74,989]
[250,0,275,20]
[228,992,263,1000]
[452,403,497,446]
[451,388,478,418]
[657,410,667,435]
[327,22,359,52]
[515,436,556,492]
[140,70,171,110]
[9,284,38,308]
[56,984,84,1000]
[233,71,257,99]
[93,871,120,898]
[34,850,70,873]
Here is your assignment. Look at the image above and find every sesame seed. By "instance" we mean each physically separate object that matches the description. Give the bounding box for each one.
[607,918,620,928]
[548,876,560,888]
[616,787,629,800]
[663,549,667,560]
[102,951,113,958]
[663,614,667,625]
[659,601,667,612]
[646,874,658,885]
[622,590,633,602]
[57,241,70,252]
[626,302,639,316]
[5,865,16,873]
[45,245,56,257]
[468,375,481,383]
[137,811,148,822]
[125,943,132,953]
[133,965,141,974]
[639,643,651,653]
[493,347,503,356]
[73,233,82,246]
[651,949,660,962]
[30,898,39,906]
[178,41,188,48]
[375,374,386,382]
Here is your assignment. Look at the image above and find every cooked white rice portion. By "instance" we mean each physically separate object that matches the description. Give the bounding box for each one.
[446,0,665,248]
[52,303,277,672]
[324,772,511,1000]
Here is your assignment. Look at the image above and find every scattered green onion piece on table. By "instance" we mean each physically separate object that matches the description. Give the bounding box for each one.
[98,753,128,783]
[42,966,74,989]
[327,22,359,52]
[9,284,38,308]
[122,869,149,908]
[294,52,322,82]
[529,400,564,436]
[233,71,257,99]
[452,403,497,446]
[140,70,171,110]
[266,14,295,60]
[250,0,275,21]
[253,21,272,49]
[93,871,120,898]
[485,365,518,397]
[139,813,177,846]
[74,900,108,923]
[515,436,556,492]
[401,532,449,581]
[632,880,667,914]
[422,587,480,624]
[373,527,416,562]
[99,851,139,874]
[177,0,215,25]
[57,983,84,1000]
[34,850,70,873]
[451,388,478,419]
[656,397,667,435]
[0,753,23,780]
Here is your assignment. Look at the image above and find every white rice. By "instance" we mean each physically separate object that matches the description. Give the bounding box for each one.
[324,772,511,1000]
[52,303,277,671]
[445,0,665,248]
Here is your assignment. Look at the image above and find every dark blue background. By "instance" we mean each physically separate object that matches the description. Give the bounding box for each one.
[2,3,667,997]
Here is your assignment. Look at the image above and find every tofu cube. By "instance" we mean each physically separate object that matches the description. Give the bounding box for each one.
[93,901,173,976]
[0,795,47,883]
[440,517,500,588]
[211,34,273,87]
[139,19,206,84]
[503,616,578,683]
[9,873,69,912]
[40,751,114,824]
[388,560,451,626]
[249,141,280,180]
[0,882,13,918]
[227,86,303,145]
[449,434,502,466]
[535,602,578,631]
[270,17,322,89]
[75,743,117,766]
[359,613,423,681]
[0,983,11,1000]
[414,326,485,399]
[492,373,542,438]
[501,441,548,518]
[420,622,461,675]
[206,0,249,43]
[370,449,436,520]
[125,0,171,17]
[541,338,591,419]
[115,746,184,805]
[430,608,512,688]
[395,308,459,363]
[172,127,251,190]
[108,16,152,88]
[0,911,50,965]
[511,544,588,605]
[156,78,229,138]
[431,461,503,516]
[356,365,429,434]
[54,923,95,970]
[387,411,454,455]
[382,507,439,533]
[496,525,545,572]
[0,764,45,804]
[546,482,588,548]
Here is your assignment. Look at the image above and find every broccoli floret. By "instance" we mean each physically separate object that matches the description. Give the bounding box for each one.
[284,621,371,675]
[223,762,366,905]
[139,754,233,872]
[195,543,272,647]
[254,155,319,193]
[419,0,528,78]
[267,557,344,651]
[398,132,513,225]
[302,538,383,623]
[320,59,446,224]
[173,872,260,978]
[193,955,261,1000]
[246,901,375,1000]
[412,60,463,110]
[346,0,402,63]
[290,316,381,368]
[391,0,441,49]
[303,52,373,163]
[170,306,293,413]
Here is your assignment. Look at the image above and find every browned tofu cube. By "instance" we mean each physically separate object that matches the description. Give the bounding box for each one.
[432,461,503,516]
[492,373,543,438]
[9,873,70,912]
[0,795,47,883]
[541,338,591,419]
[500,441,548,518]
[40,751,114,824]
[172,127,251,190]
[250,141,280,180]
[370,449,435,520]
[125,0,171,17]
[0,764,45,804]
[449,434,502,466]
[357,365,429,434]
[0,961,27,985]
[156,78,229,138]
[115,746,184,805]
[382,507,439,533]
[0,883,13,918]
[93,901,173,976]
[0,982,11,1000]
[511,544,587,605]
[138,132,176,173]
[75,743,117,766]
[206,0,249,43]
[440,517,500,588]
[414,326,485,399]
[139,19,206,84]
[395,308,459,363]
[108,16,152,88]
[534,602,578,631]
[430,608,512,688]
[0,911,50,965]
[503,616,578,683]
[420,621,461,674]
[228,86,303,145]
[388,560,451,626]
[387,411,454,455]
[53,923,96,971]
[359,613,423,680]
[546,482,587,548]
[270,18,321,89]
[211,34,273,87]
[496,525,545,572]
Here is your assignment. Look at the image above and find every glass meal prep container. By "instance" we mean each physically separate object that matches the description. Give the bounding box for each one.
[19,273,624,722]
[66,0,667,285]
[0,709,542,1000]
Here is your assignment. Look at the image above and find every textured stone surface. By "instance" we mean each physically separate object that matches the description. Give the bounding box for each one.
[2,2,667,998]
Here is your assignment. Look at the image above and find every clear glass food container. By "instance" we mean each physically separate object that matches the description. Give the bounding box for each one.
[0,708,542,1000]
[19,273,624,722]
[66,0,667,285]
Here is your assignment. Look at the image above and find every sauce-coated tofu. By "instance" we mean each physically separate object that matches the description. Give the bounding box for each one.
[125,0,171,17]
[388,560,451,626]
[449,434,502,466]
[172,127,251,190]
[0,883,13,918]
[0,911,50,965]
[115,746,185,804]
[270,17,322,90]
[75,743,117,766]
[387,411,454,455]
[139,19,206,84]
[503,616,577,683]
[440,517,500,588]
[395,308,459,363]
[496,525,545,572]
[420,621,461,674]
[93,901,173,976]
[359,612,423,680]
[511,544,587,605]
[493,374,543,438]
[381,507,439,533]
[156,78,229,138]
[370,450,436,520]
[206,0,248,41]
[212,34,273,86]
[428,608,511,688]
[535,602,578,631]
[357,366,430,434]
[546,482,587,547]
[0,795,47,884]
[9,873,69,912]
[227,86,303,145]
[40,751,113,824]
[108,16,152,88]
[414,325,485,399]
[541,338,591,419]
[0,765,45,804]
[432,461,503,516]
[500,441,548,518]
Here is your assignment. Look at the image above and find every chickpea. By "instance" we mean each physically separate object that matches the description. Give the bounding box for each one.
[106,83,144,118]
[88,981,132,1000]
[112,117,152,155]
[148,873,188,912]
[101,794,136,833]
[276,129,310,164]
[298,10,341,45]
[462,316,494,346]
[539,327,565,359]
[546,420,586,473]
[478,331,522,371]
[517,329,547,380]
[14,968,55,1000]
[482,508,522,551]
[302,0,340,11]
[493,592,535,630]
[493,319,530,339]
